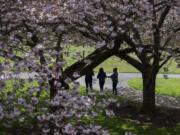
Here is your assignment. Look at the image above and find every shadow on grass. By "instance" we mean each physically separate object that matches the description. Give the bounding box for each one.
[79,86,180,135]
[79,112,180,135]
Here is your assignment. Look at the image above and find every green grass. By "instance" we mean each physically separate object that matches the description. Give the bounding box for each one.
[64,45,180,73]
[0,79,50,100]
[128,78,180,97]
[78,87,180,135]
[79,115,180,135]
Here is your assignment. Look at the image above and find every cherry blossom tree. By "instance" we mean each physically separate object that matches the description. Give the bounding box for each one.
[0,1,112,134]
[60,0,180,112]
[0,1,180,134]
[0,0,180,114]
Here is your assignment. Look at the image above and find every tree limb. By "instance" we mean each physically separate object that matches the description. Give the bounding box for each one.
[159,55,172,69]
[59,38,123,82]
[115,49,143,72]
[158,6,171,28]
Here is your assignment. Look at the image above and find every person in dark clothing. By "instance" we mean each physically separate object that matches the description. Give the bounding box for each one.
[97,68,107,92]
[85,70,94,92]
[109,68,118,95]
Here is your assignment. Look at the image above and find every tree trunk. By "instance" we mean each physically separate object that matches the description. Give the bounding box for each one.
[142,68,157,113]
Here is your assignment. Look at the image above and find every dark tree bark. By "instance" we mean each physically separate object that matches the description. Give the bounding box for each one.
[49,77,56,99]
[141,67,157,113]
[116,49,157,112]
[115,44,161,113]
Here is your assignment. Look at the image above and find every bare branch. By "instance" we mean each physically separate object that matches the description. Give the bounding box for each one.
[159,55,172,69]
[115,49,143,72]
[132,27,143,45]
[158,6,171,28]
[174,27,180,33]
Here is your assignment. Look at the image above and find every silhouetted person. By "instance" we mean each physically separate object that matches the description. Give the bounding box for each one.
[97,68,107,92]
[85,70,94,92]
[109,68,118,95]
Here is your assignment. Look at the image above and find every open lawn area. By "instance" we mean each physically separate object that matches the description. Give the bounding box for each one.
[78,115,180,135]
[64,45,180,74]
[128,78,180,97]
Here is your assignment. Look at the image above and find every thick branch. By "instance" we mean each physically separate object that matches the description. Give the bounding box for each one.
[115,49,143,72]
[59,38,123,82]
[158,6,171,28]
[123,34,137,49]
[23,21,39,48]
[132,27,143,45]
[174,27,180,33]
[162,27,180,49]
[55,34,63,63]
[159,55,172,69]
[123,34,147,65]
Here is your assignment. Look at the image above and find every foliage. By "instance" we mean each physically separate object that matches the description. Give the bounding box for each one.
[0,0,180,134]
[0,79,110,134]
[62,0,180,110]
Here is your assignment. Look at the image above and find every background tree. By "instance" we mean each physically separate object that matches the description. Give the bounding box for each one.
[0,1,113,134]
[60,0,180,112]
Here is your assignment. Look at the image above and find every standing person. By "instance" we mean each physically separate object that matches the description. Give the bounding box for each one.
[97,68,107,92]
[85,70,94,93]
[109,68,118,95]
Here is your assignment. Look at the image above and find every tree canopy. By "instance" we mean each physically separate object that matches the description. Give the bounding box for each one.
[0,0,180,133]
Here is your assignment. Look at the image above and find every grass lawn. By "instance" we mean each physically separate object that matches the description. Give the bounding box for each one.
[79,115,180,135]
[64,45,180,74]
[78,87,180,135]
[128,78,180,97]
[0,80,180,135]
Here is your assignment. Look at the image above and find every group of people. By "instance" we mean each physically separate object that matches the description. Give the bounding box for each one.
[85,68,118,95]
